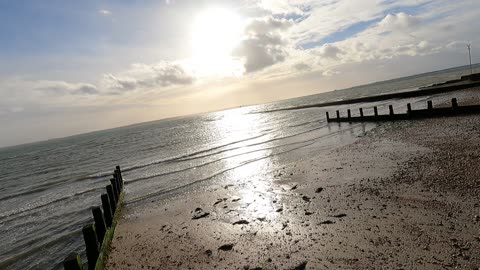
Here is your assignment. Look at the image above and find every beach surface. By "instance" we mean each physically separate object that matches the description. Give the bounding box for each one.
[106,99,480,269]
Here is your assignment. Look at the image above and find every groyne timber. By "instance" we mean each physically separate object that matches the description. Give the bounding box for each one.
[326,98,480,123]
[265,73,480,113]
[63,166,124,270]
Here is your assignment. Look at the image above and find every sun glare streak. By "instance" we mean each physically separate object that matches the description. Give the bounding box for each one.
[190,7,245,77]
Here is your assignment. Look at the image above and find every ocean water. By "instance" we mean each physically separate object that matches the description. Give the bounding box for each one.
[1,64,479,269]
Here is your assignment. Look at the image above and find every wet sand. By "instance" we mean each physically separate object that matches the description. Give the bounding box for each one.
[106,103,480,269]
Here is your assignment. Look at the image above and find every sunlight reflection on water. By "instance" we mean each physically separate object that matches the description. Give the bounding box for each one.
[211,108,282,221]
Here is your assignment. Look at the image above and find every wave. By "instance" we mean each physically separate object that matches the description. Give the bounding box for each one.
[124,120,356,187]
[175,124,323,162]
[116,132,271,174]
[125,139,312,185]
[0,185,102,221]
[0,219,87,269]
[125,139,317,205]
[0,171,108,203]
[125,122,366,205]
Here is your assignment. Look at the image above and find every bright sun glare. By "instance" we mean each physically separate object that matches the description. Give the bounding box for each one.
[190,8,244,77]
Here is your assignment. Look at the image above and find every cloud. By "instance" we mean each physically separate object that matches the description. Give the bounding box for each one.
[103,62,194,92]
[257,0,307,16]
[35,81,99,96]
[294,62,311,71]
[317,44,343,60]
[234,17,293,73]
[378,12,422,32]
[98,9,112,16]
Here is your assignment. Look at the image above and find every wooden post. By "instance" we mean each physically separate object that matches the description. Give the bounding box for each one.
[101,194,113,228]
[116,165,123,181]
[63,252,82,270]
[106,185,117,214]
[427,100,433,110]
[82,224,99,270]
[452,98,458,109]
[110,178,119,199]
[115,170,123,190]
[359,108,364,118]
[115,173,122,192]
[336,110,340,119]
[389,105,394,115]
[407,103,412,115]
[374,106,378,117]
[92,207,107,245]
[347,109,351,120]
[113,174,120,193]
[326,112,330,122]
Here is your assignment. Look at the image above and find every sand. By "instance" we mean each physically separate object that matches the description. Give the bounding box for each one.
[106,105,480,269]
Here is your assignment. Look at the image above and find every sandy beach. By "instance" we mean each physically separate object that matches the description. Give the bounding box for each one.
[105,97,480,269]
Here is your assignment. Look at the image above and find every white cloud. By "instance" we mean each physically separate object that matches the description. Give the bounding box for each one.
[317,44,343,60]
[378,12,422,32]
[256,0,306,15]
[98,9,112,16]
[102,62,194,92]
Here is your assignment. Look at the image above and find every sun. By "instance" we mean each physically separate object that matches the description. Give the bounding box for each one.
[190,7,245,77]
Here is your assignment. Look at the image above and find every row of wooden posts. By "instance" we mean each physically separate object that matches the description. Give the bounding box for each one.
[63,166,124,270]
[324,98,477,123]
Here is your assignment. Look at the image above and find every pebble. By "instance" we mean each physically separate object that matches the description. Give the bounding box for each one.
[233,219,249,225]
[192,208,209,219]
[218,243,234,251]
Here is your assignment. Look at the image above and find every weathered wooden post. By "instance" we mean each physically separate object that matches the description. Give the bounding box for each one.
[114,171,123,191]
[359,108,364,118]
[82,224,99,270]
[389,105,394,116]
[336,110,340,119]
[326,112,330,122]
[347,109,351,120]
[374,106,378,118]
[407,103,412,115]
[63,252,83,270]
[452,98,458,109]
[92,207,107,245]
[427,100,433,110]
[113,174,121,193]
[116,165,123,182]
[101,194,113,228]
[106,185,117,214]
[110,178,119,199]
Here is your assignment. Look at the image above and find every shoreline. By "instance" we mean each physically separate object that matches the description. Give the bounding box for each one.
[106,101,480,269]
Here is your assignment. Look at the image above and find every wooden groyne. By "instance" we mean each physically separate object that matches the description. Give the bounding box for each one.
[63,166,124,270]
[262,73,480,113]
[326,98,480,123]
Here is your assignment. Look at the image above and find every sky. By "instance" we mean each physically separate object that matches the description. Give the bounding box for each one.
[1,0,479,147]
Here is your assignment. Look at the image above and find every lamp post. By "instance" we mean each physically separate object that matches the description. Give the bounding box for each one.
[467,44,473,75]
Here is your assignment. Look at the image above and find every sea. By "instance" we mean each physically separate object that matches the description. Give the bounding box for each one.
[1,64,479,269]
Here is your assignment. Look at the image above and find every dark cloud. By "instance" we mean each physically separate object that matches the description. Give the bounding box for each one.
[234,17,293,73]
[73,84,99,95]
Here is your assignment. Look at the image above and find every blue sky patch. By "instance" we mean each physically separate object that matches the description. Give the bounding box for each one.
[300,3,428,49]
[301,18,382,49]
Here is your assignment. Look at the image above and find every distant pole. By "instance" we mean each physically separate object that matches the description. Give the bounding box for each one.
[468,44,473,75]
